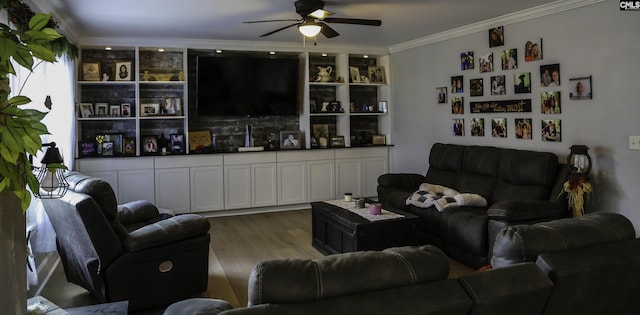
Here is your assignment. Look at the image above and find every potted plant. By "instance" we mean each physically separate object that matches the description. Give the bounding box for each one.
[0,9,72,314]
[1,12,66,209]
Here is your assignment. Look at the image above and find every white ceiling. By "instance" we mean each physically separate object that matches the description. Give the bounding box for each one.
[30,0,559,48]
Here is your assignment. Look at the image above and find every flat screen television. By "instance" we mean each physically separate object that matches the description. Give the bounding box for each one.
[196,55,299,116]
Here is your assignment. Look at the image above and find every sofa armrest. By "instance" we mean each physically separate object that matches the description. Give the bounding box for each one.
[487,200,566,223]
[117,200,160,225]
[377,173,425,190]
[122,214,210,252]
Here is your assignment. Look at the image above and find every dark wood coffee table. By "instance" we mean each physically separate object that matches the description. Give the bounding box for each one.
[311,200,418,255]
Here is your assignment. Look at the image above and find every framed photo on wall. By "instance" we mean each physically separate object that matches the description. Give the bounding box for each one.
[436,87,447,104]
[115,60,132,81]
[569,75,592,100]
[489,26,504,47]
[124,137,136,156]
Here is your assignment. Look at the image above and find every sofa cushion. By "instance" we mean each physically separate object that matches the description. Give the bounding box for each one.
[424,143,465,188]
[455,146,500,202]
[65,171,118,222]
[247,245,449,306]
[535,238,640,315]
[492,149,558,203]
[491,212,636,268]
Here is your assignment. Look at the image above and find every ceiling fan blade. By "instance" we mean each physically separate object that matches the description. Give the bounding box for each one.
[323,17,381,26]
[260,22,300,37]
[318,22,339,38]
[244,19,301,24]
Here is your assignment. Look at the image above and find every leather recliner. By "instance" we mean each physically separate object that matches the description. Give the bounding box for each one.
[41,171,211,310]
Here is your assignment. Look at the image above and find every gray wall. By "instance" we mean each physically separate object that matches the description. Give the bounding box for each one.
[389,1,640,231]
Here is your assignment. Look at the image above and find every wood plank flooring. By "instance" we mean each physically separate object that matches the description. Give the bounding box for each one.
[38,209,474,314]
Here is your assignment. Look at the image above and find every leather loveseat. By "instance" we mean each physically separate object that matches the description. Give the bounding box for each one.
[377,143,569,268]
[165,213,640,315]
[41,171,211,310]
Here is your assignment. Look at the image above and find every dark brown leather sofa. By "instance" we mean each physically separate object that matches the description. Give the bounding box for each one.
[41,171,211,310]
[377,143,569,268]
[165,213,640,315]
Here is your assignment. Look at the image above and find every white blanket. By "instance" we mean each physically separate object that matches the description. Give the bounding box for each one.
[406,183,487,212]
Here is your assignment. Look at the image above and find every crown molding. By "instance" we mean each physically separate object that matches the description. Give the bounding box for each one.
[389,0,606,54]
[78,37,390,55]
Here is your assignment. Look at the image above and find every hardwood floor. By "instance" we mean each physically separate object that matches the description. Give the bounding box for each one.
[38,209,474,314]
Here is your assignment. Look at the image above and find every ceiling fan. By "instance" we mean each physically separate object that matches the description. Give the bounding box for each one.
[244,0,382,39]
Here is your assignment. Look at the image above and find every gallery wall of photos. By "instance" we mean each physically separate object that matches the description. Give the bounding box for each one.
[437,25,593,142]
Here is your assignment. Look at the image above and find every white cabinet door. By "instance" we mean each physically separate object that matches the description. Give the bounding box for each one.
[190,166,224,212]
[118,169,155,204]
[363,157,388,198]
[252,163,277,207]
[277,161,307,205]
[224,164,251,209]
[335,158,362,198]
[307,160,335,202]
[155,168,190,214]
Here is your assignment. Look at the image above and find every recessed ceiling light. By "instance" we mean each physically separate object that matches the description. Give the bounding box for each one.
[216,49,223,54]
[158,48,165,52]
[322,53,328,57]
[269,51,276,55]
[105,47,112,51]
[363,55,369,58]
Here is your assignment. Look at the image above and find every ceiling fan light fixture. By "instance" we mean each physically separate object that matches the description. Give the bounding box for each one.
[299,24,322,37]
[309,9,327,19]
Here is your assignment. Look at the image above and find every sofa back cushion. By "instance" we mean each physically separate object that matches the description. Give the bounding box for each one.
[535,238,640,315]
[425,143,465,188]
[65,171,118,221]
[492,149,558,203]
[247,245,450,306]
[455,146,500,202]
[491,213,636,268]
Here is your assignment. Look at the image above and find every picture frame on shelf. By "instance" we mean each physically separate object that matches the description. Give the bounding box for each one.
[312,124,329,148]
[101,141,114,156]
[330,136,345,148]
[115,60,132,81]
[109,105,121,117]
[81,62,101,81]
[121,103,131,117]
[349,66,361,83]
[95,103,108,116]
[163,97,182,115]
[104,133,124,155]
[188,130,212,151]
[140,103,160,116]
[372,135,386,145]
[142,135,159,154]
[170,134,185,153]
[124,137,136,156]
[378,101,388,113]
[280,130,301,149]
[78,141,97,157]
[368,66,386,84]
[79,103,93,118]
